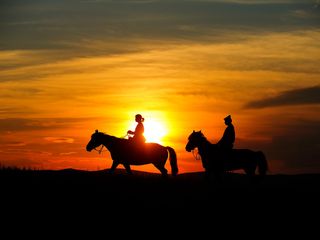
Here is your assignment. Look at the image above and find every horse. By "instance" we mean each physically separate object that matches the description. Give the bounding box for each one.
[185,130,268,178]
[86,130,178,176]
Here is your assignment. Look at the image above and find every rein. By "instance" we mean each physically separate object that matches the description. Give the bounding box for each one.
[121,133,129,139]
[94,145,106,154]
[192,149,201,160]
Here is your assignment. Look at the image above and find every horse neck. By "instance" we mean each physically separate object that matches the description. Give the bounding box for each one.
[197,137,212,155]
[100,134,117,150]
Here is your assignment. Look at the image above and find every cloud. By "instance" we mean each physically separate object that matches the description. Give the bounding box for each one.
[174,90,210,97]
[265,119,320,173]
[1,0,319,55]
[44,137,75,143]
[5,141,27,147]
[0,107,34,115]
[244,86,320,108]
[236,118,320,173]
[210,0,313,3]
[59,152,77,155]
[0,117,93,132]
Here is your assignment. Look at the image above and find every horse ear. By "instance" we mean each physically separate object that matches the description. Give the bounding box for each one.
[199,130,202,133]
[193,130,195,133]
[95,129,98,133]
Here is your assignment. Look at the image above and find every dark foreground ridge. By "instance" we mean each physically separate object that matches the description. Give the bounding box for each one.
[2,168,320,206]
[2,168,320,231]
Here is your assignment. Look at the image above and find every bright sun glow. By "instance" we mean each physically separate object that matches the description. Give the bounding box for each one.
[128,112,169,144]
[144,120,167,143]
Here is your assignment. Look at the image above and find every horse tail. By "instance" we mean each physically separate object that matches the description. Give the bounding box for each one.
[166,146,178,176]
[257,151,268,176]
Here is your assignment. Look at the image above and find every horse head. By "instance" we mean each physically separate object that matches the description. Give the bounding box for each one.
[86,129,103,152]
[185,130,205,152]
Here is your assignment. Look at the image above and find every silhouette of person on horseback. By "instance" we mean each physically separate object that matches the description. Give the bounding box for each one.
[216,115,235,167]
[127,114,146,145]
[217,115,235,150]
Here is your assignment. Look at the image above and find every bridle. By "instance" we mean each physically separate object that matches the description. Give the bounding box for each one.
[93,145,105,154]
[192,149,201,160]
[189,137,201,161]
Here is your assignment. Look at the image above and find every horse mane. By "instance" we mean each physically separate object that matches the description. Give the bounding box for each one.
[200,134,210,143]
[94,131,128,143]
[97,131,112,138]
[195,131,212,145]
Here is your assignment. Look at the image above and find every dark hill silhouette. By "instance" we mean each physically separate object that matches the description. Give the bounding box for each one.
[2,167,320,234]
[2,167,320,207]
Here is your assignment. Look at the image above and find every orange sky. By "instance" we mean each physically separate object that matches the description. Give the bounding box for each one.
[1,0,319,174]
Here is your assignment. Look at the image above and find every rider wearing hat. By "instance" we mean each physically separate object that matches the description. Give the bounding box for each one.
[217,115,235,150]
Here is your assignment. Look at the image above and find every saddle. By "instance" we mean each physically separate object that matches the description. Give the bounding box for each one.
[127,136,146,154]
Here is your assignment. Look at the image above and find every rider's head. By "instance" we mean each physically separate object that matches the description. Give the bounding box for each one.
[224,115,232,125]
[135,114,144,123]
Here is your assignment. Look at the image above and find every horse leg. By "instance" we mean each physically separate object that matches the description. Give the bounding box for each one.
[153,163,168,177]
[244,166,255,176]
[123,164,132,175]
[245,169,255,183]
[109,161,119,174]
[244,165,257,183]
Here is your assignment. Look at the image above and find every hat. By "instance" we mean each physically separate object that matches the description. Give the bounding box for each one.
[224,115,232,121]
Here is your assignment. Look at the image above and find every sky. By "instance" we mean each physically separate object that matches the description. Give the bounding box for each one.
[0,0,319,174]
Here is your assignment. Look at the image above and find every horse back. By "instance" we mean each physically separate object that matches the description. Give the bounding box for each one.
[227,148,265,166]
[231,148,259,156]
[113,141,168,165]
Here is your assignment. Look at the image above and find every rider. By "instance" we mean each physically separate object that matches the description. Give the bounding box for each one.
[217,115,235,151]
[216,115,235,171]
[127,114,146,144]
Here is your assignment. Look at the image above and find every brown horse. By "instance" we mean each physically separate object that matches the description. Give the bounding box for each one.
[86,130,178,176]
[185,130,268,178]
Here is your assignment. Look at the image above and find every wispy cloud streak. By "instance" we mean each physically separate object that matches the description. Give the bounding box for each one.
[245,86,320,108]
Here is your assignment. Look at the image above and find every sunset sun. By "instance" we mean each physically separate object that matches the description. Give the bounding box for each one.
[143,120,168,144]
[125,113,169,144]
